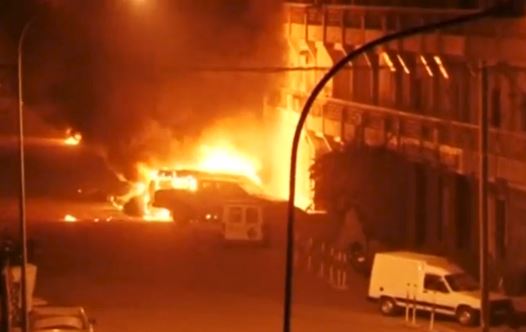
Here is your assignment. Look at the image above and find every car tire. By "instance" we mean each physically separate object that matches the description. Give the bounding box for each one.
[379,297,398,316]
[456,305,477,326]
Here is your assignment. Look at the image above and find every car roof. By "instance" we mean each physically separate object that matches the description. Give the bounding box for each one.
[158,168,250,183]
[33,316,85,330]
[378,251,463,274]
[32,306,85,317]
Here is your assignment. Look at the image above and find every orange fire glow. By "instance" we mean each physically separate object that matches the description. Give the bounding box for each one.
[64,130,82,146]
[143,206,173,222]
[63,214,77,222]
[197,144,262,185]
[264,109,312,210]
[113,111,316,222]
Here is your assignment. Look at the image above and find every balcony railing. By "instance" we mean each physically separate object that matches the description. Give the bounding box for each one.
[272,88,526,164]
[285,1,500,37]
[286,0,479,9]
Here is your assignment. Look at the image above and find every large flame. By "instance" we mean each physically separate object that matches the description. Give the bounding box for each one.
[114,142,263,222]
[63,214,77,222]
[197,144,262,185]
[263,108,312,210]
[112,111,315,222]
[64,129,82,146]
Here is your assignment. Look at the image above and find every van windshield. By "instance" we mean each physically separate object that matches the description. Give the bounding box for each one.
[445,273,479,292]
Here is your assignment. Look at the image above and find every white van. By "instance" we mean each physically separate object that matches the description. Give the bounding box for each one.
[368,251,513,325]
[222,202,267,244]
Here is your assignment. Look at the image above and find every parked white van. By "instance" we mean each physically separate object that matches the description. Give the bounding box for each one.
[368,251,513,325]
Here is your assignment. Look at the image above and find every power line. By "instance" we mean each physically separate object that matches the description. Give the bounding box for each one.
[158,63,510,73]
[0,63,513,73]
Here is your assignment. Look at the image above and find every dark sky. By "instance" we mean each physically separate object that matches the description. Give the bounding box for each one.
[0,0,284,179]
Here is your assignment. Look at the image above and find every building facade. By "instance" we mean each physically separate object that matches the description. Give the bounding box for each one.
[273,0,526,293]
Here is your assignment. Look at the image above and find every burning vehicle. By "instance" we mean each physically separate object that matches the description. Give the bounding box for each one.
[151,169,269,224]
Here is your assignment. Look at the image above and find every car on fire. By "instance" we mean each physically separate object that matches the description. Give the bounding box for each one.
[154,169,180,191]
[150,169,268,224]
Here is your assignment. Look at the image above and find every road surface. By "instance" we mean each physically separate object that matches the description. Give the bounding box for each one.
[1,199,523,331]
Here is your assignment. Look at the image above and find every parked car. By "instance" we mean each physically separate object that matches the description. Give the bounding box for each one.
[31,306,95,332]
[368,251,514,326]
[152,169,266,224]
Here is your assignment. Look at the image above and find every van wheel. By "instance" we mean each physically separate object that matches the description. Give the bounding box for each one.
[379,297,397,316]
[456,306,477,326]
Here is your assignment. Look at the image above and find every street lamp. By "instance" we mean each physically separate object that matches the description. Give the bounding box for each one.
[281,4,510,332]
[16,17,36,332]
[15,2,148,329]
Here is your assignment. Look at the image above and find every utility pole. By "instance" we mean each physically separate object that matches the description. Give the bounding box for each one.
[17,19,35,332]
[478,61,490,331]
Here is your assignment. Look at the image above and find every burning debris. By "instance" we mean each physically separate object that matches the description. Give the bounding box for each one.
[110,140,266,222]
[63,214,77,222]
[63,129,82,146]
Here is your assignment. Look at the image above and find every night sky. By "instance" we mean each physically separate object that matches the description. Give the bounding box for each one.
[0,0,284,178]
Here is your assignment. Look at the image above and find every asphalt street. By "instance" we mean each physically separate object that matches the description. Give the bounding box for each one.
[1,199,523,332]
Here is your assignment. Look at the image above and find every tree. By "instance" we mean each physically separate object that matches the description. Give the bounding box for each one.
[311,145,410,246]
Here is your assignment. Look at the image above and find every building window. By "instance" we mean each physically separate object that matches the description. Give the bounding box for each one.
[455,175,473,249]
[415,164,427,248]
[454,63,471,123]
[413,78,423,112]
[333,66,351,100]
[491,88,501,128]
[495,199,506,258]
[353,55,372,103]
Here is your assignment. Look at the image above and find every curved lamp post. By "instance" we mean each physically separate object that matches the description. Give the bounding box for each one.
[17,0,148,332]
[17,17,36,332]
[282,5,506,332]
[16,3,150,330]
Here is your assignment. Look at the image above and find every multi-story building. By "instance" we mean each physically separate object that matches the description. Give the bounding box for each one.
[272,0,526,293]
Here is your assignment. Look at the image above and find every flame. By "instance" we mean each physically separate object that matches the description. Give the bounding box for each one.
[112,112,316,221]
[113,143,264,222]
[64,130,82,146]
[169,175,198,192]
[197,144,262,185]
[264,109,312,210]
[143,207,173,222]
[63,214,77,222]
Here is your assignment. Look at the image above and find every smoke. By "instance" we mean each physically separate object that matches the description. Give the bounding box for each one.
[24,0,285,180]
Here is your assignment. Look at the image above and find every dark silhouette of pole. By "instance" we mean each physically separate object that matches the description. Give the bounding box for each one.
[478,61,490,331]
[17,18,35,332]
[282,6,504,332]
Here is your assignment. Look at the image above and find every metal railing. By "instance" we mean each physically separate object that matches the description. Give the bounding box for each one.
[285,1,498,37]
[272,88,526,164]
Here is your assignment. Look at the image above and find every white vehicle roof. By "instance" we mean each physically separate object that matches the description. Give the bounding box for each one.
[32,306,86,316]
[377,251,464,275]
[31,306,89,331]
[33,316,85,330]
